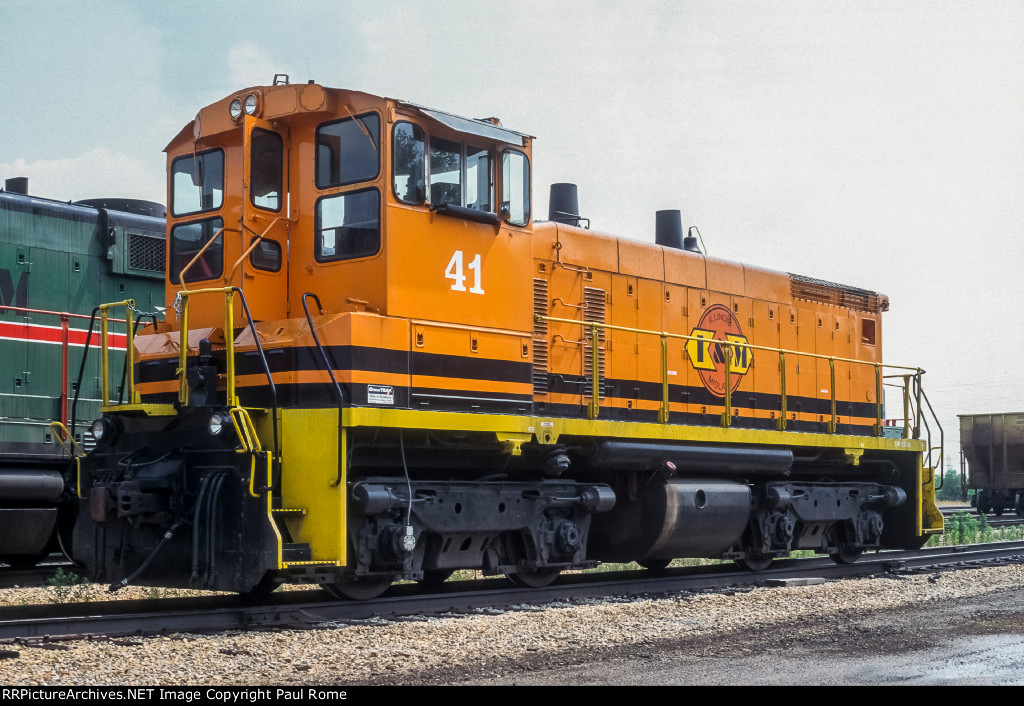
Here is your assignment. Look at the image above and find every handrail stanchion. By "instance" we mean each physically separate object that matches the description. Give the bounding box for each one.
[778,351,787,431]
[124,304,136,404]
[874,364,883,436]
[914,370,923,439]
[721,346,732,427]
[177,291,191,405]
[60,314,69,426]
[100,307,110,407]
[588,323,600,420]
[224,289,237,407]
[659,334,669,424]
[903,374,912,439]
[829,357,837,433]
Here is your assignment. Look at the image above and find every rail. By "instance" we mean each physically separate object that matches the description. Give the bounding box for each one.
[537,313,927,439]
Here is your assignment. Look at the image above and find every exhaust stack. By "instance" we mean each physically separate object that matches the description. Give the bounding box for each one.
[4,177,28,195]
[656,209,702,254]
[549,183,581,226]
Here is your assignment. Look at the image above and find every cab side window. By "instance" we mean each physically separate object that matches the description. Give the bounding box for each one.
[502,149,530,226]
[430,138,462,207]
[316,114,380,188]
[315,188,380,262]
[393,122,425,204]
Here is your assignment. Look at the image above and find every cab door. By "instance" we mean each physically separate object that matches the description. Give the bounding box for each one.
[240,115,290,322]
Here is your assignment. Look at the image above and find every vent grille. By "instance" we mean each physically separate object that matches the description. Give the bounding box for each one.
[583,287,606,399]
[789,274,880,313]
[533,279,549,395]
[128,232,166,273]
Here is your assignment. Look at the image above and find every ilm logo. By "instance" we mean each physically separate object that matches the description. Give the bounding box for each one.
[0,269,28,309]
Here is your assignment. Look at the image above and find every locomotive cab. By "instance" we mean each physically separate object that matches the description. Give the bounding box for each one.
[71,81,943,598]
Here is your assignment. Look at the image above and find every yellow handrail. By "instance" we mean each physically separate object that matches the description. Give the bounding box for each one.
[538,313,924,436]
[174,287,238,407]
[98,301,137,406]
[228,214,296,282]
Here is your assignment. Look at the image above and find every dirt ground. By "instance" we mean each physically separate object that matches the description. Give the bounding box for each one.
[371,573,1024,686]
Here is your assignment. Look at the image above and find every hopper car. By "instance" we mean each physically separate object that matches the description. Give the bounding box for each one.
[960,412,1024,516]
[69,79,944,598]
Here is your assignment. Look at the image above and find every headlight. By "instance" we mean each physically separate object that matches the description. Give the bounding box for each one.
[208,412,228,436]
[90,418,116,442]
[229,98,243,120]
[244,94,258,115]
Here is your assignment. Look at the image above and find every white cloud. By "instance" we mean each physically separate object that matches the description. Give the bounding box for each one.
[0,149,165,205]
[227,43,279,89]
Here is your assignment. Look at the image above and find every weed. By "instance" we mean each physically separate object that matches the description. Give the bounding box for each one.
[47,568,95,604]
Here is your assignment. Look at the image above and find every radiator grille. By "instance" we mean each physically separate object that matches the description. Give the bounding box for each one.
[533,279,549,395]
[128,232,166,273]
[789,273,880,313]
[583,287,606,399]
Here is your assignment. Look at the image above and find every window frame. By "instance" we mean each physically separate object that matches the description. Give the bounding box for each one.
[249,127,284,213]
[313,187,382,263]
[170,148,225,218]
[169,216,225,285]
[248,237,282,272]
[392,123,497,215]
[314,112,382,190]
[392,121,426,205]
[501,148,531,227]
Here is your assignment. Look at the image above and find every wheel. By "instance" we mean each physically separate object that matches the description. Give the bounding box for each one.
[637,558,672,573]
[995,507,1004,516]
[735,554,774,572]
[324,576,392,600]
[2,555,43,570]
[829,547,863,565]
[418,569,455,587]
[505,568,561,588]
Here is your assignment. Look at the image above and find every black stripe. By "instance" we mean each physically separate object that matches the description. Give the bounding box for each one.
[136,345,530,386]
[548,372,881,421]
[411,350,530,385]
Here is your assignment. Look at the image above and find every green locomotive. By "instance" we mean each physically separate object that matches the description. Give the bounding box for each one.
[0,177,165,566]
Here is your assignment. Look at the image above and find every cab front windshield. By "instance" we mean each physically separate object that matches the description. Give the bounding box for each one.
[171,149,224,216]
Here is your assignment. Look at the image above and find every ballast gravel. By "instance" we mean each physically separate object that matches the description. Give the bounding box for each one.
[2,565,1024,685]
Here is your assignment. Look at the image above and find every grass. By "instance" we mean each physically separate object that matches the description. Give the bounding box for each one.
[926,510,1024,547]
[46,567,95,604]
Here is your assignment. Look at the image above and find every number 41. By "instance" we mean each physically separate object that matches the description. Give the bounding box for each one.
[445,251,484,294]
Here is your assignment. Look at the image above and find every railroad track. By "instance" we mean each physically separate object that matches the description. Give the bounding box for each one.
[940,505,1024,530]
[3,542,1024,643]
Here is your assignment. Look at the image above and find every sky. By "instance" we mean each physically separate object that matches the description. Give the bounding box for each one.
[3,0,1023,464]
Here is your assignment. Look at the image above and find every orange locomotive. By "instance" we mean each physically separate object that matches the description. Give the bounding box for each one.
[71,79,943,597]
